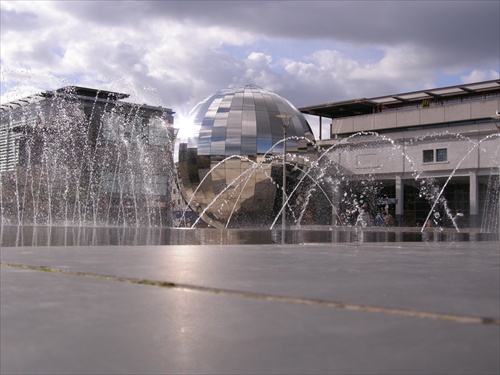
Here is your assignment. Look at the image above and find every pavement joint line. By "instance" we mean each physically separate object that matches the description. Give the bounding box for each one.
[2,261,499,327]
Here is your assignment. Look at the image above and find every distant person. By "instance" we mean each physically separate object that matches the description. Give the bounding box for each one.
[383,212,395,226]
[374,212,385,226]
[355,203,372,227]
[453,209,466,228]
[338,213,347,226]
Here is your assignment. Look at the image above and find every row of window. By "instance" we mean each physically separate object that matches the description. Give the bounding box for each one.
[423,148,447,163]
[102,113,172,146]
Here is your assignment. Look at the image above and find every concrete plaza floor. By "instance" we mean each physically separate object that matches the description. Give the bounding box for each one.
[1,235,499,374]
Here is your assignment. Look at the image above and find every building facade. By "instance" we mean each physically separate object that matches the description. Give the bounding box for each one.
[0,86,176,227]
[300,80,500,230]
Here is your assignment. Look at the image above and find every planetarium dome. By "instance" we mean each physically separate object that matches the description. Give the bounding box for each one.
[177,84,317,228]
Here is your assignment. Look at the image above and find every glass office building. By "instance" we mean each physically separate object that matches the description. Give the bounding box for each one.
[0,86,176,227]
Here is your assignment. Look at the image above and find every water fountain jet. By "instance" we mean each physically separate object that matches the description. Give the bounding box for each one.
[2,77,499,244]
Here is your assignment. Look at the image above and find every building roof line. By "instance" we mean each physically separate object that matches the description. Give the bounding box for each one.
[299,79,500,119]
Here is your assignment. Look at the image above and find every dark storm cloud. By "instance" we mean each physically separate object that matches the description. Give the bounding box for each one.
[54,1,146,26]
[1,0,498,127]
[168,1,499,63]
[53,1,499,67]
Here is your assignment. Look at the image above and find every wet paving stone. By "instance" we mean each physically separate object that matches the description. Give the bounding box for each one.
[1,229,499,374]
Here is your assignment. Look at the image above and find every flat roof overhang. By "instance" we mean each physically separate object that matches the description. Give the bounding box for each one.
[299,79,500,119]
[43,86,130,100]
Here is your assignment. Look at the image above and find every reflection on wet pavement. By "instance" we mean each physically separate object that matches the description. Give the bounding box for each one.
[1,225,497,247]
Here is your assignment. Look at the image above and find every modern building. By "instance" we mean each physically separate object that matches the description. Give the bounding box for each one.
[299,79,500,230]
[176,84,317,228]
[0,86,177,227]
[2,80,498,231]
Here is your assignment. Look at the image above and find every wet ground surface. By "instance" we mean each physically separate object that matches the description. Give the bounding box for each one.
[1,227,499,374]
[1,225,498,247]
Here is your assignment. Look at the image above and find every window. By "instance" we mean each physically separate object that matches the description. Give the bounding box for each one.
[423,148,448,163]
[423,150,434,163]
[436,148,447,162]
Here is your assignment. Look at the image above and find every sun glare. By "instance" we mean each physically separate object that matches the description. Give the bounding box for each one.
[175,112,198,142]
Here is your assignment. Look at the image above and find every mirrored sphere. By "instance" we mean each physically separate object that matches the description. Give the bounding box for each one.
[177,85,316,228]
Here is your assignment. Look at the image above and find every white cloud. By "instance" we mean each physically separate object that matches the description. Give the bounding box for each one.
[1,0,499,114]
[461,70,500,84]
[349,44,437,91]
[239,52,281,91]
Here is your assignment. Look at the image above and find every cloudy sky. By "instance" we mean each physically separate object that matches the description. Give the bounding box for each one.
[1,0,499,136]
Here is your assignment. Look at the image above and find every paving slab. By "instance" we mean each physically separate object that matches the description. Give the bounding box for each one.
[2,242,499,317]
[1,241,499,374]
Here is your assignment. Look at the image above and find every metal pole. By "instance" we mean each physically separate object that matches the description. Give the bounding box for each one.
[276,114,294,233]
[491,114,500,233]
[282,128,287,231]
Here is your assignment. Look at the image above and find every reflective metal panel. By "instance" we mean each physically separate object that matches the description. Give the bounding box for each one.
[177,85,317,228]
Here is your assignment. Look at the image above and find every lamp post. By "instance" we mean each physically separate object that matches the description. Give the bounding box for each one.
[492,111,500,234]
[276,114,294,232]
